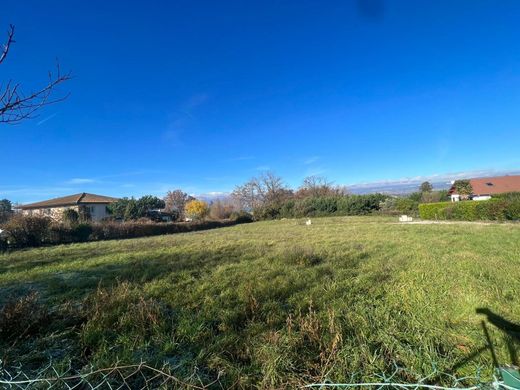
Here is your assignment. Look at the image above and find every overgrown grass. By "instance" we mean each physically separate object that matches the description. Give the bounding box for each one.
[0,216,519,388]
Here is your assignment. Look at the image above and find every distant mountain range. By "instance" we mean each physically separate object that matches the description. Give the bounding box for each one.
[347,180,451,195]
[195,169,520,199]
[346,169,520,195]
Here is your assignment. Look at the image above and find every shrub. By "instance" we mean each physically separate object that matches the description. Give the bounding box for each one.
[229,211,254,223]
[0,292,48,342]
[0,235,7,252]
[337,194,387,216]
[1,214,51,248]
[284,246,322,266]
[209,200,235,220]
[419,199,520,221]
[0,199,13,223]
[185,200,210,220]
[62,208,79,224]
[418,202,448,220]
[504,198,520,220]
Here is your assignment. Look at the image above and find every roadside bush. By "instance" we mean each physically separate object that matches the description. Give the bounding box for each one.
[419,199,520,221]
[1,214,51,248]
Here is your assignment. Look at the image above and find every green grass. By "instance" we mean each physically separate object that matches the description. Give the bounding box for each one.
[1,216,519,388]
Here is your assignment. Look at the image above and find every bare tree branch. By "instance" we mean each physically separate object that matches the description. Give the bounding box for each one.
[0,24,70,124]
[0,24,15,65]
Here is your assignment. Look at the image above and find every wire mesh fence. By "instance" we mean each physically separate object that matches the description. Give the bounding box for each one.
[1,361,519,390]
[0,361,224,389]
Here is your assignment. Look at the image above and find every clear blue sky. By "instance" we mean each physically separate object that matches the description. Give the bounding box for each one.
[2,1,520,203]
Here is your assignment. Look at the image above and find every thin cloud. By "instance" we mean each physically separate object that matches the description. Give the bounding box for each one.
[304,156,320,165]
[66,178,96,184]
[36,113,57,126]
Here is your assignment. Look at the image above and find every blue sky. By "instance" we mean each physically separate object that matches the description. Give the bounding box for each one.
[2,1,520,203]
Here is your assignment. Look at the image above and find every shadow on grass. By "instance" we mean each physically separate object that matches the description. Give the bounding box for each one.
[0,243,257,303]
[476,308,520,368]
[426,308,520,385]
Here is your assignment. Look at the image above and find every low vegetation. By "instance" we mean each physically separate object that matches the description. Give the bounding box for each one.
[0,217,252,250]
[419,193,520,221]
[0,216,519,388]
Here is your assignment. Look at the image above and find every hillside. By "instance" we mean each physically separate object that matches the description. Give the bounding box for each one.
[1,216,519,388]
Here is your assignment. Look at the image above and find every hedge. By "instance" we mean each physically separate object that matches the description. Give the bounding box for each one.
[418,198,520,221]
[0,216,253,251]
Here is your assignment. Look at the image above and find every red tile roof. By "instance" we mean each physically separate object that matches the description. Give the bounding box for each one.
[449,175,520,196]
[17,193,119,210]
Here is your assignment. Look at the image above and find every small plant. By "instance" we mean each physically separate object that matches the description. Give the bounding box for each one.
[0,291,48,342]
[284,246,322,266]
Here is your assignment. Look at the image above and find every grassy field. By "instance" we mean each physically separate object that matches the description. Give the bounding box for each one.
[0,216,519,388]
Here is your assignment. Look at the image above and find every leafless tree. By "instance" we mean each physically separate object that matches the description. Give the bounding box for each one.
[296,175,347,198]
[1,24,70,124]
[232,171,292,211]
[164,189,194,220]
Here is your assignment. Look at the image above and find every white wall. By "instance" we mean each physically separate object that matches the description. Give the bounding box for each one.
[84,204,110,221]
[472,195,492,201]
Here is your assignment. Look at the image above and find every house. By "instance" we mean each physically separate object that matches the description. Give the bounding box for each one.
[17,193,119,222]
[448,175,520,202]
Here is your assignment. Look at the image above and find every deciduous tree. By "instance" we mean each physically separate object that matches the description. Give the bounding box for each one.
[419,181,433,193]
[164,190,193,221]
[0,199,12,223]
[185,200,209,220]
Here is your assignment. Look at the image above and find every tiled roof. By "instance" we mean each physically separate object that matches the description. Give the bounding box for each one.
[449,175,520,196]
[17,193,119,210]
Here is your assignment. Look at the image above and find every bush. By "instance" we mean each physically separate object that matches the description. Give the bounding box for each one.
[209,200,235,220]
[1,214,51,248]
[229,211,254,223]
[185,200,210,220]
[337,194,387,216]
[0,292,48,342]
[62,208,79,224]
[0,235,7,252]
[253,194,389,220]
[1,218,252,251]
[418,199,520,221]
